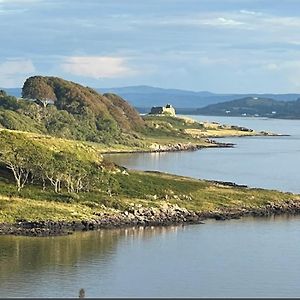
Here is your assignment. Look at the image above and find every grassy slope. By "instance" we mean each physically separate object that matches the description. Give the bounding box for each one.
[0,170,299,223]
[13,114,268,155]
[0,128,103,163]
[141,115,271,144]
[0,119,294,224]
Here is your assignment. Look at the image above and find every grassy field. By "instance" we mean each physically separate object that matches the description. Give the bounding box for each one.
[0,170,299,223]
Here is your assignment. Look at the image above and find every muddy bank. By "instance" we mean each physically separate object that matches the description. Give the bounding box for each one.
[2,199,300,237]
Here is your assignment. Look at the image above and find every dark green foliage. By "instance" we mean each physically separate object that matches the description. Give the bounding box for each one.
[0,80,145,146]
[0,90,7,97]
[0,94,20,110]
[22,76,145,132]
[197,97,300,118]
[22,76,57,102]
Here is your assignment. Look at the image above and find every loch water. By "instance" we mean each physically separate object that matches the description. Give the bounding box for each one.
[105,116,300,193]
[1,116,300,298]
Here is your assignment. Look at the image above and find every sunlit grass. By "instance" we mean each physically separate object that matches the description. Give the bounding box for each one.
[1,170,299,223]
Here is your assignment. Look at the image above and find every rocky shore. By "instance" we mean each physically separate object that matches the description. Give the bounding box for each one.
[103,140,235,155]
[0,205,204,237]
[2,199,300,237]
[147,140,235,152]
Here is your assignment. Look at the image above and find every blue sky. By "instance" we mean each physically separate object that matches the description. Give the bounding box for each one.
[1,0,300,93]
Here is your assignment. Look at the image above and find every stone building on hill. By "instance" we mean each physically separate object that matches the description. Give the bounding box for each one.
[150,104,176,116]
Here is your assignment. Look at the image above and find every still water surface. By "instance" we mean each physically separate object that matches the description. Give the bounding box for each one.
[1,216,300,298]
[1,116,300,298]
[106,116,300,193]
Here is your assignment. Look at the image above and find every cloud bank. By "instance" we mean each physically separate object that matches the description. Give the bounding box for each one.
[0,59,35,87]
[61,56,134,79]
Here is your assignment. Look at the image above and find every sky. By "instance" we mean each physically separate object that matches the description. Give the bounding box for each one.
[1,0,300,93]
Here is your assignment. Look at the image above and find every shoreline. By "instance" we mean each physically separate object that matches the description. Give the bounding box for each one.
[2,198,300,237]
[101,140,235,155]
[100,132,286,155]
[0,122,292,238]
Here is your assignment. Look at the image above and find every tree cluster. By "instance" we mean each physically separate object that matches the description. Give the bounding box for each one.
[0,131,120,195]
[0,92,143,147]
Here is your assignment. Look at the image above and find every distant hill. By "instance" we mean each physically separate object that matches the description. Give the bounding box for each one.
[3,84,300,112]
[196,97,300,119]
[0,76,145,146]
[96,86,216,111]
[1,88,22,97]
[97,85,300,111]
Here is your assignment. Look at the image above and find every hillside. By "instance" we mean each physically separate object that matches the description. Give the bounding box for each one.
[0,76,145,146]
[22,76,145,131]
[196,97,300,119]
[0,128,299,235]
[1,77,272,152]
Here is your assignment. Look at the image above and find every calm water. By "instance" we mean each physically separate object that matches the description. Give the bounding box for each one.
[105,115,300,193]
[2,216,300,298]
[1,116,300,298]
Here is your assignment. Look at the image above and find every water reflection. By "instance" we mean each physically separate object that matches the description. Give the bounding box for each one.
[2,217,300,297]
[0,225,182,297]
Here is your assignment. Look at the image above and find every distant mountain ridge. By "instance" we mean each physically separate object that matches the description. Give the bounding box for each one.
[3,85,300,111]
[196,96,300,119]
[1,88,21,97]
[97,86,300,110]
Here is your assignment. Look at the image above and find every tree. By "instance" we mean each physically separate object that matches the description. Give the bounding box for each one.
[22,76,57,105]
[0,90,7,97]
[0,131,40,191]
[42,153,66,193]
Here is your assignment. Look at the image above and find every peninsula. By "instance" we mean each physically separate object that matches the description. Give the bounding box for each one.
[0,76,296,236]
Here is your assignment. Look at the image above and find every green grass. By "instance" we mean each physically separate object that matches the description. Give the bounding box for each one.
[1,170,299,223]
[0,196,102,223]
[140,115,263,145]
[0,128,103,163]
[116,171,299,211]
[0,119,292,224]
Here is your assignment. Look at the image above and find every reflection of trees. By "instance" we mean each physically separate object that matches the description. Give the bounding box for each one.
[0,225,182,283]
[0,230,118,280]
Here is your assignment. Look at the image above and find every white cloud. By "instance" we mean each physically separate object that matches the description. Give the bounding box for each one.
[264,63,280,71]
[198,56,230,65]
[240,10,262,16]
[0,59,35,75]
[0,58,35,87]
[203,17,244,27]
[61,56,135,79]
[147,11,300,33]
[157,16,244,28]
